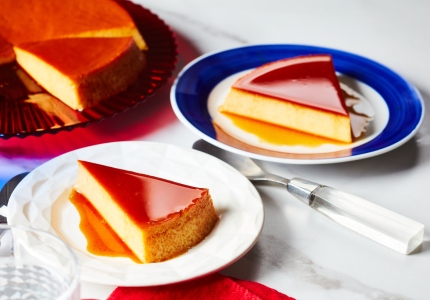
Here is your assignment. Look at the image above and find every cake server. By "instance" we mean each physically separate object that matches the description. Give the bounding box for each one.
[192,139,424,254]
[0,172,29,224]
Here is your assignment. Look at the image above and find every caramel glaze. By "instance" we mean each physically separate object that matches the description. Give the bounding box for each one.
[0,0,138,46]
[233,54,349,116]
[69,189,140,263]
[76,160,208,227]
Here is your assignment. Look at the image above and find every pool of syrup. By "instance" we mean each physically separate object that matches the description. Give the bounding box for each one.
[69,189,141,263]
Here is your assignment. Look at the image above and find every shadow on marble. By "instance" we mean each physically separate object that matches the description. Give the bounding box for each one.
[221,187,413,300]
[221,187,293,280]
[263,135,421,188]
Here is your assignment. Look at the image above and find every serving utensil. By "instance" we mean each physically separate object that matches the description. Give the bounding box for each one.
[0,172,28,224]
[192,139,424,254]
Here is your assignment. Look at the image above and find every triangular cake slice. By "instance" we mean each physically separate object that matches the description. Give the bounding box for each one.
[219,54,352,143]
[14,37,145,110]
[72,160,218,263]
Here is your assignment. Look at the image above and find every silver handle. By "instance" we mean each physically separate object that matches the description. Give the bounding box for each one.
[287,178,424,254]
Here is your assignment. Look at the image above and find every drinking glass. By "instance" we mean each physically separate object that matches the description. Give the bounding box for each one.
[0,224,80,300]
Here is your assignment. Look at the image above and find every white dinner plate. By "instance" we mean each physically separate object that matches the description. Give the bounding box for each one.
[7,141,264,286]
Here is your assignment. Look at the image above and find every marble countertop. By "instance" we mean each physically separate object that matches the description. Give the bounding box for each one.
[1,0,429,299]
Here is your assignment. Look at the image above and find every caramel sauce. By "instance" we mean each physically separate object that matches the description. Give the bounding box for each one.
[17,37,137,75]
[213,121,353,159]
[0,36,15,65]
[69,189,141,263]
[223,112,346,147]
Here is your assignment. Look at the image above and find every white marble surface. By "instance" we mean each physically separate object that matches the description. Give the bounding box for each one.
[1,0,430,299]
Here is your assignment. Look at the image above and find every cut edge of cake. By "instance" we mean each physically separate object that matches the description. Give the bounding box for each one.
[14,37,146,111]
[0,0,149,110]
[220,87,352,143]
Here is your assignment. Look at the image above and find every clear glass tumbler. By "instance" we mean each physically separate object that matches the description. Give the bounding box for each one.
[0,224,80,300]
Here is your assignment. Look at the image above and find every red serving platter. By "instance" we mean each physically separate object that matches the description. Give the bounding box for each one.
[0,0,177,139]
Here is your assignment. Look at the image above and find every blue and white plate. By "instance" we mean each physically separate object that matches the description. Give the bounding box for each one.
[171,44,424,164]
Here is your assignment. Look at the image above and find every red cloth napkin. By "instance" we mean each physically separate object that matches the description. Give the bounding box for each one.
[107,273,294,300]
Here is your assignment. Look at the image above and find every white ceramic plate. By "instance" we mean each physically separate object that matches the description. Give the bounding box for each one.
[7,141,264,286]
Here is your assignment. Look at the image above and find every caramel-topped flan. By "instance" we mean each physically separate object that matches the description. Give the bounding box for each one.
[0,0,147,50]
[72,160,218,263]
[14,37,145,110]
[219,54,352,143]
[0,0,148,110]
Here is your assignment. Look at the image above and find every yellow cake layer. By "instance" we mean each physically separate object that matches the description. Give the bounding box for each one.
[14,37,145,110]
[220,88,352,143]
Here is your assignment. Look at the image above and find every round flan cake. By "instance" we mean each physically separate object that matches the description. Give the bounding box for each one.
[0,0,147,110]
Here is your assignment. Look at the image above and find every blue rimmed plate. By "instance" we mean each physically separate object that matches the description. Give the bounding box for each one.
[171,44,424,164]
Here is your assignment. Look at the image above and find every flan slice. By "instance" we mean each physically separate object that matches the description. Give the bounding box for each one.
[14,37,145,110]
[0,0,147,50]
[219,54,352,143]
[73,160,218,263]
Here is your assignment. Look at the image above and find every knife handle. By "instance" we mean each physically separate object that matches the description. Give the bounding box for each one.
[287,178,424,254]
